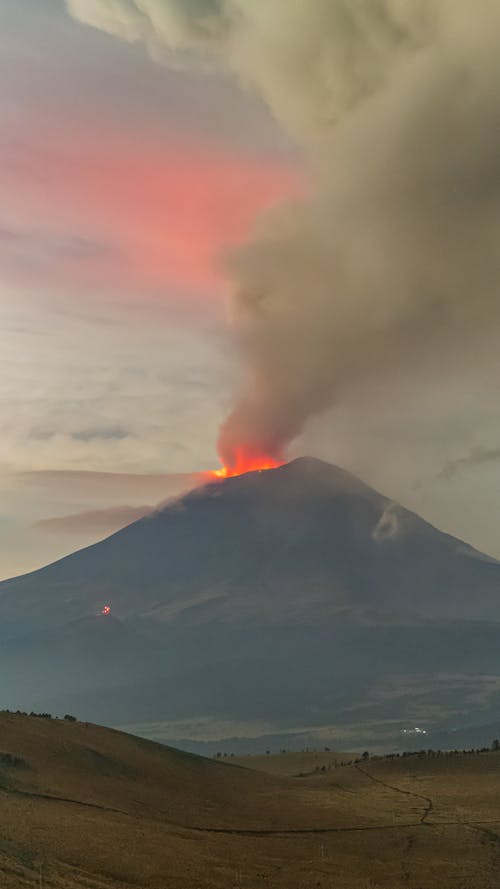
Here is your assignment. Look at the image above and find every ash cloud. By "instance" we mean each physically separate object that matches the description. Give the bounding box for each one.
[67,1,500,466]
[438,447,500,481]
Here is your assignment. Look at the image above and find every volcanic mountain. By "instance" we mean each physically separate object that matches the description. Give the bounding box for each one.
[1,457,499,747]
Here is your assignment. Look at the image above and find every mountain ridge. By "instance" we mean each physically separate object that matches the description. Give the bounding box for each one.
[2,457,495,591]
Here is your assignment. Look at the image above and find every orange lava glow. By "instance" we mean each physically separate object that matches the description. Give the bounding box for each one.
[210,451,284,480]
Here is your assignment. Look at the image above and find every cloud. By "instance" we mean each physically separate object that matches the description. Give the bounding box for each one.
[438,447,500,482]
[70,426,131,442]
[66,1,500,470]
[66,0,432,138]
[35,504,153,536]
[0,223,119,288]
[0,226,114,260]
[27,425,131,443]
[18,469,208,502]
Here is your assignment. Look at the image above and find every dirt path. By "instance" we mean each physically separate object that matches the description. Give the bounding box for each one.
[184,819,500,837]
[1,786,127,816]
[465,823,500,883]
[355,763,434,823]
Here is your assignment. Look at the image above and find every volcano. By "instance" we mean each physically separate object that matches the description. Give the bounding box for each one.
[1,457,499,748]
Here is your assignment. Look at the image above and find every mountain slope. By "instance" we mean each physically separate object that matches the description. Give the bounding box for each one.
[1,457,499,739]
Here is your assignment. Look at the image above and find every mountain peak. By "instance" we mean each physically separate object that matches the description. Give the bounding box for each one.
[274,457,375,492]
[197,456,381,504]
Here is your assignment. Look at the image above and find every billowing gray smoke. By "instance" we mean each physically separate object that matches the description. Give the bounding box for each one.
[67,0,500,467]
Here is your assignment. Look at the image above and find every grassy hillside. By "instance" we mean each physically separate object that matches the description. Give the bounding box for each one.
[232,750,357,776]
[0,712,499,888]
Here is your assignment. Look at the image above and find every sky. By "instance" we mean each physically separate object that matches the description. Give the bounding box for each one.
[1,0,499,579]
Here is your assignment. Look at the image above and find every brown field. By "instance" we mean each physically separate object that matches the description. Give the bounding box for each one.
[232,750,356,776]
[0,713,499,888]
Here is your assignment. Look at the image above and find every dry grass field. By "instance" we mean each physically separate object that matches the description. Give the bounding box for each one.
[232,750,356,777]
[0,713,499,889]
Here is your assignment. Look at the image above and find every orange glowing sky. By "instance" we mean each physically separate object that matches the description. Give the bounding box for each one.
[3,129,301,300]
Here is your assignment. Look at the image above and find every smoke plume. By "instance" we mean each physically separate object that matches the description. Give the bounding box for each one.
[67,1,500,468]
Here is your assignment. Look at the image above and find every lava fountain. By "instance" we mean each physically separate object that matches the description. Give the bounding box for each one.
[210,447,284,480]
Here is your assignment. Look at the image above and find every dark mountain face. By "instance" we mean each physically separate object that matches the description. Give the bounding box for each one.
[1,457,499,745]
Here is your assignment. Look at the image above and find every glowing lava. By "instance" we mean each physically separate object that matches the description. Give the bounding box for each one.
[210,451,284,480]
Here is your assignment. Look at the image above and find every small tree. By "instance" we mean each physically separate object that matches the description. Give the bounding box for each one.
[492,739,500,751]
[362,751,370,761]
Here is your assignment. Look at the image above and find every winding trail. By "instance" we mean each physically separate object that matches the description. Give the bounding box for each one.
[354,764,434,823]
[465,822,500,881]
[2,786,127,816]
[182,818,500,838]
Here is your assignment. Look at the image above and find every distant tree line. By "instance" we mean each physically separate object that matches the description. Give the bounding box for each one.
[0,709,77,722]
[213,741,500,763]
